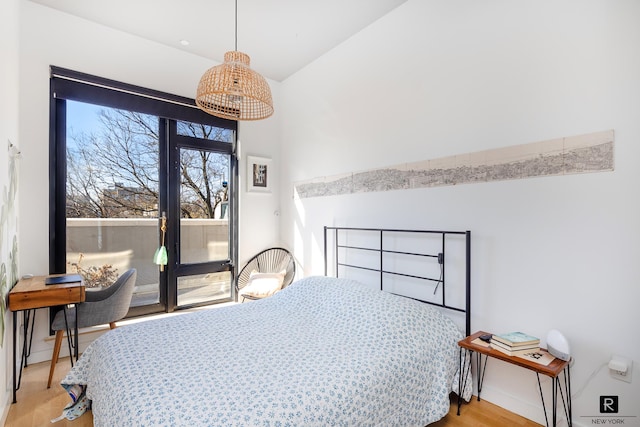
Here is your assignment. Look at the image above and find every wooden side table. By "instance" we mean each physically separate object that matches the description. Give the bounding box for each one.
[8,275,85,403]
[458,331,572,427]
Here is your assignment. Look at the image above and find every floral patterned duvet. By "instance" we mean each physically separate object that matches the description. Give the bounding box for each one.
[61,276,471,426]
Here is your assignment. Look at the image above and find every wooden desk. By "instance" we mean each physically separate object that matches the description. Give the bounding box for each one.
[458,331,572,427]
[8,275,85,403]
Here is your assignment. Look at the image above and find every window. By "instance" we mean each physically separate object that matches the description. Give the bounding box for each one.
[50,67,238,317]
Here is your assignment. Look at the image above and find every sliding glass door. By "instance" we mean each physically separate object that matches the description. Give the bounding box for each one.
[167,120,234,308]
[50,67,238,316]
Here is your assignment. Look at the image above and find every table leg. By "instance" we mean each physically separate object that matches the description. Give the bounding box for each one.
[21,311,29,370]
[62,306,75,368]
[537,367,572,427]
[536,373,550,427]
[553,374,557,426]
[566,367,572,426]
[457,348,464,415]
[74,305,79,361]
[17,309,36,390]
[457,348,474,416]
[476,352,488,401]
[26,310,36,362]
[13,309,36,403]
[12,311,17,404]
[557,368,572,426]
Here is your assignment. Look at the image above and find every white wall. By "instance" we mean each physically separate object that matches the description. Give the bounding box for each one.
[13,0,281,389]
[279,0,640,425]
[9,0,640,425]
[0,0,21,418]
[238,94,284,259]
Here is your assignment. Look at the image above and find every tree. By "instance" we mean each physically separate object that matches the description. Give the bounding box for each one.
[66,107,230,219]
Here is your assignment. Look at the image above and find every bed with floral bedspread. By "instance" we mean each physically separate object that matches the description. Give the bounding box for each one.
[61,276,472,426]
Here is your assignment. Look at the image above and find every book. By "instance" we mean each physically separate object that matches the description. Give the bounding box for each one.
[516,349,556,366]
[492,345,538,357]
[45,274,83,285]
[490,339,539,355]
[492,331,540,347]
[471,337,491,348]
[490,338,538,350]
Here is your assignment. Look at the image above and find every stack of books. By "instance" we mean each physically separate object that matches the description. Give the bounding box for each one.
[490,331,540,356]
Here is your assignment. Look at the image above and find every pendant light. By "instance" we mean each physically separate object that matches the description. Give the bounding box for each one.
[196,0,274,121]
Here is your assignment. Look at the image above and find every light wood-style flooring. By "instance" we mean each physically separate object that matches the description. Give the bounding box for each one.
[5,358,541,427]
[433,396,542,427]
[5,357,93,427]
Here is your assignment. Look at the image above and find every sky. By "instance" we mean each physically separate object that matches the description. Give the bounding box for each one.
[66,99,104,139]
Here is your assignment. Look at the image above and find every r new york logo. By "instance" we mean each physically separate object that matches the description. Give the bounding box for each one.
[580,396,638,425]
[600,396,618,414]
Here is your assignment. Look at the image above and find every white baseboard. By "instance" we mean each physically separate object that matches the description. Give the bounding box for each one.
[477,383,572,427]
[1,391,12,426]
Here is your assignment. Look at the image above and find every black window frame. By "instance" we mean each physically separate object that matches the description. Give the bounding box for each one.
[49,66,239,317]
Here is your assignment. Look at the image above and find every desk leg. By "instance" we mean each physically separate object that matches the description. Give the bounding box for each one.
[475,352,488,401]
[536,373,550,427]
[457,348,474,416]
[536,367,572,427]
[557,367,572,426]
[457,349,490,417]
[553,374,557,426]
[20,311,29,370]
[22,309,36,367]
[62,306,75,368]
[12,311,16,404]
[12,309,36,404]
[18,310,35,389]
[74,305,79,361]
[565,367,572,425]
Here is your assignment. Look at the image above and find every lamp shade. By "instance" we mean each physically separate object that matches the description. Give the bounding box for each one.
[196,51,274,121]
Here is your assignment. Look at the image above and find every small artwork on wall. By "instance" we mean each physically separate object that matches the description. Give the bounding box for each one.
[247,156,272,193]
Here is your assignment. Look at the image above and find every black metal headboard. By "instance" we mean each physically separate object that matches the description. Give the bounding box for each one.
[324,226,471,336]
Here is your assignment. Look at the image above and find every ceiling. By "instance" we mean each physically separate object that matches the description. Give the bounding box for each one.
[28,0,408,82]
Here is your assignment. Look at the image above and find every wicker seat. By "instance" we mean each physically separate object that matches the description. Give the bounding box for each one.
[236,248,296,301]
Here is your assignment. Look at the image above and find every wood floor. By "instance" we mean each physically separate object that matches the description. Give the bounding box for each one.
[433,396,542,427]
[5,358,541,427]
[5,358,93,427]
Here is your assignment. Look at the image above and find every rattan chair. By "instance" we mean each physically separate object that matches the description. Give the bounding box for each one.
[236,248,296,302]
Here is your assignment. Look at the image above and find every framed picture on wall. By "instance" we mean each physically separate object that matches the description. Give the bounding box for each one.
[247,156,272,193]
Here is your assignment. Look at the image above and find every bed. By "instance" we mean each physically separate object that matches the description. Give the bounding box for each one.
[60,227,473,426]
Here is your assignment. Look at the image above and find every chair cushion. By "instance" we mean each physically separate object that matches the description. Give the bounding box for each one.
[240,270,286,299]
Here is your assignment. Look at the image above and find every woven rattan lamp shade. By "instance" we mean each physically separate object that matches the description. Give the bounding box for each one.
[196,51,274,121]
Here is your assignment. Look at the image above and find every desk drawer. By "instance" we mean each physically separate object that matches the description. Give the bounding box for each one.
[9,286,85,311]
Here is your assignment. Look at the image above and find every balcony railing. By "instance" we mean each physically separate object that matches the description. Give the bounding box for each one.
[66,218,230,307]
